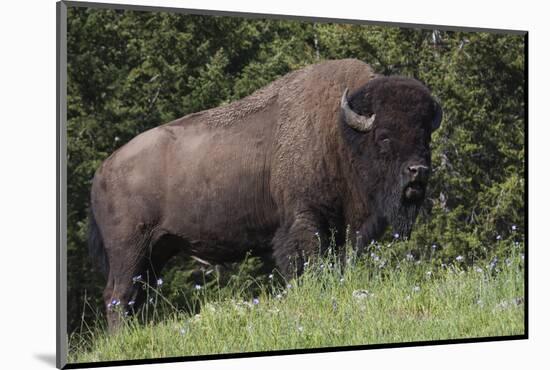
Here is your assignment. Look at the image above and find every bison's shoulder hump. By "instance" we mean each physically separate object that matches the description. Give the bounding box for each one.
[165,59,376,130]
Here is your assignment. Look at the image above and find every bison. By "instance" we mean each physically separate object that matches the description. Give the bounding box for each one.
[88,58,442,329]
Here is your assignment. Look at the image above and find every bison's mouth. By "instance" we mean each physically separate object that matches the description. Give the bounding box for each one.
[403,181,426,202]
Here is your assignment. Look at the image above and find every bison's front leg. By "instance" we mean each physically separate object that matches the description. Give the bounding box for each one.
[271,211,324,279]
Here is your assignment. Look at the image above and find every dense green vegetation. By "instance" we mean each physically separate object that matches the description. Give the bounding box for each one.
[66,5,525,356]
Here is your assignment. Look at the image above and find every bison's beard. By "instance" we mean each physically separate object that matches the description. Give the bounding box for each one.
[384,183,422,239]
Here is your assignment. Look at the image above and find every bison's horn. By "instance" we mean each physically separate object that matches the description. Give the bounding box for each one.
[431,100,443,131]
[341,88,375,132]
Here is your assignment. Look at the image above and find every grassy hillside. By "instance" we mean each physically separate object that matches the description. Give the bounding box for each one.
[68,239,524,363]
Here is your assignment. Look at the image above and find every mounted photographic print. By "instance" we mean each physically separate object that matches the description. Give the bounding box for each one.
[56,1,527,368]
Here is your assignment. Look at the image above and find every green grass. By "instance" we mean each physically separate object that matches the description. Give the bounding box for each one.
[68,241,525,363]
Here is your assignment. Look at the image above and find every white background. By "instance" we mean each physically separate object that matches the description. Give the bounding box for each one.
[0,0,546,368]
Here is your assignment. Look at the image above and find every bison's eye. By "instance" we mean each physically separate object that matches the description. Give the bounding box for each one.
[378,137,392,153]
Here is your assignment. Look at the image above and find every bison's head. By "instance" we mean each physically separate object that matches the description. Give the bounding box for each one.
[340,76,442,239]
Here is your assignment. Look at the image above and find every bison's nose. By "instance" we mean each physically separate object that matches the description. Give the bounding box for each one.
[407,164,430,183]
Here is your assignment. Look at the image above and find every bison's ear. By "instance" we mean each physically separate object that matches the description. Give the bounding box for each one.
[341,88,375,132]
[431,99,443,131]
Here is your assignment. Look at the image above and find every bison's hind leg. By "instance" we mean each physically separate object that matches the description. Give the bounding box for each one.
[102,231,152,331]
[103,230,188,331]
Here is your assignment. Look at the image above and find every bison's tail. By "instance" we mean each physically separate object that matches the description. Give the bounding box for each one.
[88,208,109,277]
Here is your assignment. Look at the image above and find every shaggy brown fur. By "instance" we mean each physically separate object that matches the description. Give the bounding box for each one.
[88,59,442,330]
